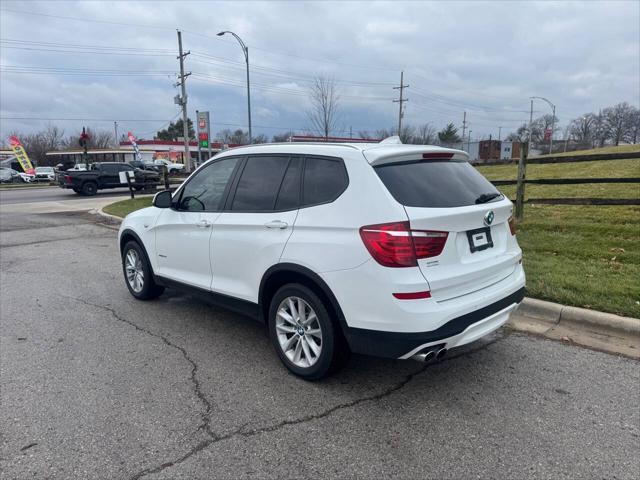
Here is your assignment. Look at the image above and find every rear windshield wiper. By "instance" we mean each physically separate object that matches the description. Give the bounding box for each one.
[475,192,502,204]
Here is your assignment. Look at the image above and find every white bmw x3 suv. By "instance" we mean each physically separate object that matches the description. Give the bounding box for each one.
[118,138,525,379]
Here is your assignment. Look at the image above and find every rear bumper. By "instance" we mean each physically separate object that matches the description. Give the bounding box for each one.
[344,287,524,358]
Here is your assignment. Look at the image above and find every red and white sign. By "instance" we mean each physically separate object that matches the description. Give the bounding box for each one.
[544,129,553,141]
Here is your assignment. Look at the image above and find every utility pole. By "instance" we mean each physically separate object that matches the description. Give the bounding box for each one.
[467,130,472,154]
[114,121,119,147]
[498,126,502,141]
[176,30,191,172]
[393,71,409,137]
[461,111,467,149]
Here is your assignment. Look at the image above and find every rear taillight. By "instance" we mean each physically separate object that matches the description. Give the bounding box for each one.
[64,175,72,183]
[360,221,448,268]
[508,215,517,236]
[412,231,448,259]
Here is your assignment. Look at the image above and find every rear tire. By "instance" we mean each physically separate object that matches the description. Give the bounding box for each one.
[268,284,348,380]
[82,181,98,196]
[122,241,164,300]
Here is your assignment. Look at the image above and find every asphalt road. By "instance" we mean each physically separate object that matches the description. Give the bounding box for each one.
[1,209,638,479]
[0,186,136,205]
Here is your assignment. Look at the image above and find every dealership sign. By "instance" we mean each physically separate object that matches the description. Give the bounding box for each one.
[7,135,35,175]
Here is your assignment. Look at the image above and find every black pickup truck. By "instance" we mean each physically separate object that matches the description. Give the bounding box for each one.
[58,162,160,196]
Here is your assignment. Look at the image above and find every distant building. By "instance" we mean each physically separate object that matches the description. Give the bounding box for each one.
[500,141,521,160]
[45,140,239,168]
[478,140,502,162]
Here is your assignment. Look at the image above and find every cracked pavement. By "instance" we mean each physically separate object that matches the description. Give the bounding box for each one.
[1,208,639,479]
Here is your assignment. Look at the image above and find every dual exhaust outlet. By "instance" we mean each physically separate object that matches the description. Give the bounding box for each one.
[411,346,447,363]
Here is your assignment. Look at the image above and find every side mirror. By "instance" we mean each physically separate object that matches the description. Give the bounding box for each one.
[153,190,173,208]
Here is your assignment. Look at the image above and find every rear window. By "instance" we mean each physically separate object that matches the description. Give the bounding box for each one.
[375,160,502,208]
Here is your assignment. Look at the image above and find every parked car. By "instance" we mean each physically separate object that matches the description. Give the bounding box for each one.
[34,166,56,182]
[59,162,160,195]
[118,139,525,379]
[1,167,20,183]
[152,158,185,174]
[0,167,34,183]
[67,164,87,171]
[128,160,161,173]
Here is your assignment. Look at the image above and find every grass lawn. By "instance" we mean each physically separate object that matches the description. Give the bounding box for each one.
[477,158,640,200]
[517,205,639,318]
[102,197,152,218]
[532,144,640,158]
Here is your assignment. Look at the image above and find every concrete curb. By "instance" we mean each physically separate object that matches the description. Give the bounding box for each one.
[93,206,123,225]
[518,297,639,334]
[511,298,639,358]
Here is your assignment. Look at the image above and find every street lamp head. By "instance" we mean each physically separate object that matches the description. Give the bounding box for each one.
[216,31,226,36]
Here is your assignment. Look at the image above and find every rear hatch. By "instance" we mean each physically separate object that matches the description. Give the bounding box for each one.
[367,147,519,302]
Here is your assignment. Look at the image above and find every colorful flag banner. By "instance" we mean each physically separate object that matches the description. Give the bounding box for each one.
[127,131,143,162]
[8,135,35,175]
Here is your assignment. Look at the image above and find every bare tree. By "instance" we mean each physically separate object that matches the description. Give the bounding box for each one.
[629,107,640,144]
[272,131,294,142]
[415,123,437,144]
[307,76,341,139]
[568,113,596,143]
[604,102,635,146]
[64,127,113,150]
[591,110,610,147]
[216,128,249,145]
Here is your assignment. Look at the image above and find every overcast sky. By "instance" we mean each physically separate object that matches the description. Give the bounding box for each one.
[1,0,638,143]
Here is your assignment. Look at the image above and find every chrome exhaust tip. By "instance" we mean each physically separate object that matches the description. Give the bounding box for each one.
[411,349,436,363]
[435,348,448,360]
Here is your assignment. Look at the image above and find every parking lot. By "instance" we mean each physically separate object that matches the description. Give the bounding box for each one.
[0,201,637,479]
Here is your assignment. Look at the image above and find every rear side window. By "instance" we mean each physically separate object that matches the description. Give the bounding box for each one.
[275,157,302,211]
[375,160,502,208]
[231,156,290,211]
[302,157,348,206]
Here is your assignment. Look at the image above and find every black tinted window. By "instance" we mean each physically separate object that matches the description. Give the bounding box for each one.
[275,157,301,210]
[231,156,289,211]
[302,157,347,206]
[101,164,119,174]
[375,160,502,208]
[179,157,239,211]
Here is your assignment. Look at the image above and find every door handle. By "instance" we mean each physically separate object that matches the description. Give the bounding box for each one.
[195,219,212,228]
[264,220,288,229]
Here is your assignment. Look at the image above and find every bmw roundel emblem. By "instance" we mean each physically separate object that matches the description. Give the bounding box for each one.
[484,210,495,226]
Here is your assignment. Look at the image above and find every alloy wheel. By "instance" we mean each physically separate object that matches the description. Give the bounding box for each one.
[275,296,323,368]
[125,249,144,293]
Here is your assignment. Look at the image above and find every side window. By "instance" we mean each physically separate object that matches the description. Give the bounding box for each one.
[302,156,348,207]
[119,164,134,172]
[231,156,290,211]
[178,157,239,211]
[101,164,118,174]
[275,157,301,211]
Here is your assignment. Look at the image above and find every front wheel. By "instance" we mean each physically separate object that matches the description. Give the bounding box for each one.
[122,241,164,300]
[268,284,348,380]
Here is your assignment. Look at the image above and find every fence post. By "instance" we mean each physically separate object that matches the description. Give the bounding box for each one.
[162,166,169,190]
[515,141,528,221]
[125,171,135,199]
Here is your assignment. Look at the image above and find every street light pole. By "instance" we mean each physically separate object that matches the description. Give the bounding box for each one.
[218,30,252,144]
[531,96,556,155]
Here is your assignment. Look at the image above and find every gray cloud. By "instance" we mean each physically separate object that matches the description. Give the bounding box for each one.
[1,0,638,141]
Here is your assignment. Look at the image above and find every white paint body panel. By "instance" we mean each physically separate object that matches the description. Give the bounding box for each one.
[119,141,525,360]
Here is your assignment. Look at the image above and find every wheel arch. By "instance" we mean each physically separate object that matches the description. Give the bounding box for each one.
[119,228,156,277]
[259,263,349,339]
